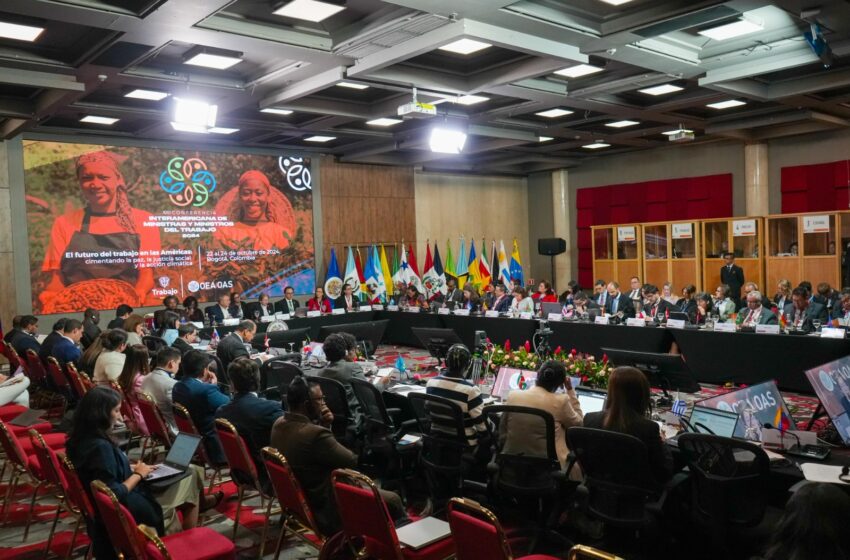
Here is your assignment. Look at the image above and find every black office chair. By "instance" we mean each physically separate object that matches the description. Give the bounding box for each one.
[483,405,569,552]
[676,433,771,554]
[142,335,168,354]
[566,427,664,532]
[408,392,472,513]
[350,378,419,490]
[312,376,357,448]
[260,358,303,402]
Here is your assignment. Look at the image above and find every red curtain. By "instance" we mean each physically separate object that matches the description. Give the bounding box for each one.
[781,160,850,213]
[575,174,733,287]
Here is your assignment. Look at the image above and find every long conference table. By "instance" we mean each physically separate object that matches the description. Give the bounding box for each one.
[203,310,850,394]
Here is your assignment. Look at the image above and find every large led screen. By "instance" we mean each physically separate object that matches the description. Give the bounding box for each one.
[23,141,315,314]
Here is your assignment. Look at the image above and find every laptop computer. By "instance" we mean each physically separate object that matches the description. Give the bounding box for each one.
[144,433,201,482]
[492,368,538,400]
[668,406,739,447]
[395,517,451,550]
[575,388,606,414]
[541,302,563,317]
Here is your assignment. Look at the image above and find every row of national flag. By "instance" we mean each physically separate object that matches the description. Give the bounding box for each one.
[323,239,525,303]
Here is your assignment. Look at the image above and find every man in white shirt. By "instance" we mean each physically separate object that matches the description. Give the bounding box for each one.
[628,276,642,302]
[140,346,182,435]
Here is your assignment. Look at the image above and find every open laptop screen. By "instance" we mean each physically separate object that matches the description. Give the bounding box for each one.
[164,433,201,468]
[576,389,606,414]
[689,406,739,437]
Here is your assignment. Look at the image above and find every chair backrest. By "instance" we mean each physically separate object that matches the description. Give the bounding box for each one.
[262,447,324,541]
[142,336,168,354]
[24,349,48,387]
[137,392,173,446]
[260,358,302,393]
[108,381,140,433]
[567,544,623,560]
[447,498,512,560]
[28,430,65,489]
[214,418,260,489]
[172,402,211,466]
[65,362,88,400]
[331,468,404,560]
[0,420,29,472]
[409,392,468,473]
[137,524,174,560]
[566,427,659,524]
[350,378,392,430]
[677,433,769,527]
[90,479,147,560]
[3,344,22,374]
[484,405,560,495]
[311,376,352,440]
[57,453,95,519]
[46,356,71,389]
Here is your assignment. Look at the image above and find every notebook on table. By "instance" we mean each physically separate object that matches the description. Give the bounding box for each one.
[395,517,451,550]
[144,433,201,482]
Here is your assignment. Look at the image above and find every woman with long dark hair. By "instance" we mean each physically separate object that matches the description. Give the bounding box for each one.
[761,483,850,560]
[181,296,204,323]
[67,387,218,560]
[156,311,180,346]
[117,344,151,435]
[583,366,672,482]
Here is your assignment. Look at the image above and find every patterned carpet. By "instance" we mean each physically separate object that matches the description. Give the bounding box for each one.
[0,344,830,558]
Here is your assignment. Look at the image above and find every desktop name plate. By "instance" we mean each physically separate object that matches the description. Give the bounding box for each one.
[547,312,563,322]
[307,310,322,318]
[626,318,645,327]
[821,327,845,339]
[666,318,686,330]
[755,324,781,334]
[438,307,450,315]
[714,322,736,332]
[594,315,609,325]
[485,310,499,318]
[520,312,533,320]
[332,308,346,315]
[406,307,421,313]
[360,305,373,312]
[454,309,470,316]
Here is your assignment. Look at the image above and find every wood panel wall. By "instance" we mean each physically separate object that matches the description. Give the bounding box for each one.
[320,157,416,276]
[414,170,530,279]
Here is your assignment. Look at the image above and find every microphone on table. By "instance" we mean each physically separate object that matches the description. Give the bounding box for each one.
[763,422,801,450]
[763,423,832,460]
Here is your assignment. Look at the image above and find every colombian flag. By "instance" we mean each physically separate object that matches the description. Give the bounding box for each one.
[774,407,792,433]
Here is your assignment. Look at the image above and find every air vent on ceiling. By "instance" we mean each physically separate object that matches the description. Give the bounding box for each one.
[334,13,450,59]
[90,41,156,68]
[631,6,740,38]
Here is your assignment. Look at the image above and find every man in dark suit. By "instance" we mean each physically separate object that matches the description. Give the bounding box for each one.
[317,334,384,415]
[206,293,236,325]
[3,316,21,344]
[738,290,778,327]
[492,283,512,313]
[720,253,745,308]
[604,281,635,319]
[51,319,83,367]
[274,286,300,315]
[81,308,101,349]
[641,284,676,321]
[172,323,199,356]
[246,293,275,320]
[216,320,268,373]
[173,350,230,465]
[594,279,608,308]
[333,283,360,312]
[784,286,829,332]
[39,319,67,364]
[215,358,283,487]
[10,315,40,357]
[270,377,406,536]
[107,304,133,329]
[740,282,773,311]
[440,277,464,308]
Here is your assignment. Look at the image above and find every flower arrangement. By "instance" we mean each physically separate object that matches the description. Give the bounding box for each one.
[485,340,613,389]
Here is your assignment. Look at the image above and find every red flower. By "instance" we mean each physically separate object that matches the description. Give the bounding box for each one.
[602,353,608,364]
[581,375,589,383]
[524,340,531,352]
[740,384,748,388]
[570,348,577,356]
[554,346,562,355]
[504,340,511,352]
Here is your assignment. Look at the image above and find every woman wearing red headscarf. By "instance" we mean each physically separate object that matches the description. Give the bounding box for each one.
[40,151,161,308]
[212,170,295,251]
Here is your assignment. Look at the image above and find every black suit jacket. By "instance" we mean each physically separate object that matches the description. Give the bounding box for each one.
[720,264,745,299]
[107,317,126,329]
[604,293,635,318]
[645,298,677,320]
[274,298,300,315]
[583,412,673,484]
[783,302,828,332]
[216,332,252,372]
[39,331,62,363]
[11,331,40,357]
[677,299,697,323]
[493,295,512,313]
[215,392,284,480]
[81,320,101,350]
[171,337,194,356]
[334,295,360,311]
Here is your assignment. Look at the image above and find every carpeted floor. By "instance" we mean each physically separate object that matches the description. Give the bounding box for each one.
[0,344,832,559]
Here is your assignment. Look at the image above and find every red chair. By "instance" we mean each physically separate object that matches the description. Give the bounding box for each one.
[0,420,63,541]
[45,356,73,394]
[0,404,53,438]
[331,468,455,560]
[65,362,91,400]
[90,480,236,560]
[57,452,96,556]
[137,392,173,461]
[173,403,223,492]
[29,430,86,557]
[214,418,273,553]
[261,447,324,559]
[23,349,49,390]
[447,497,561,560]
[2,343,23,374]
